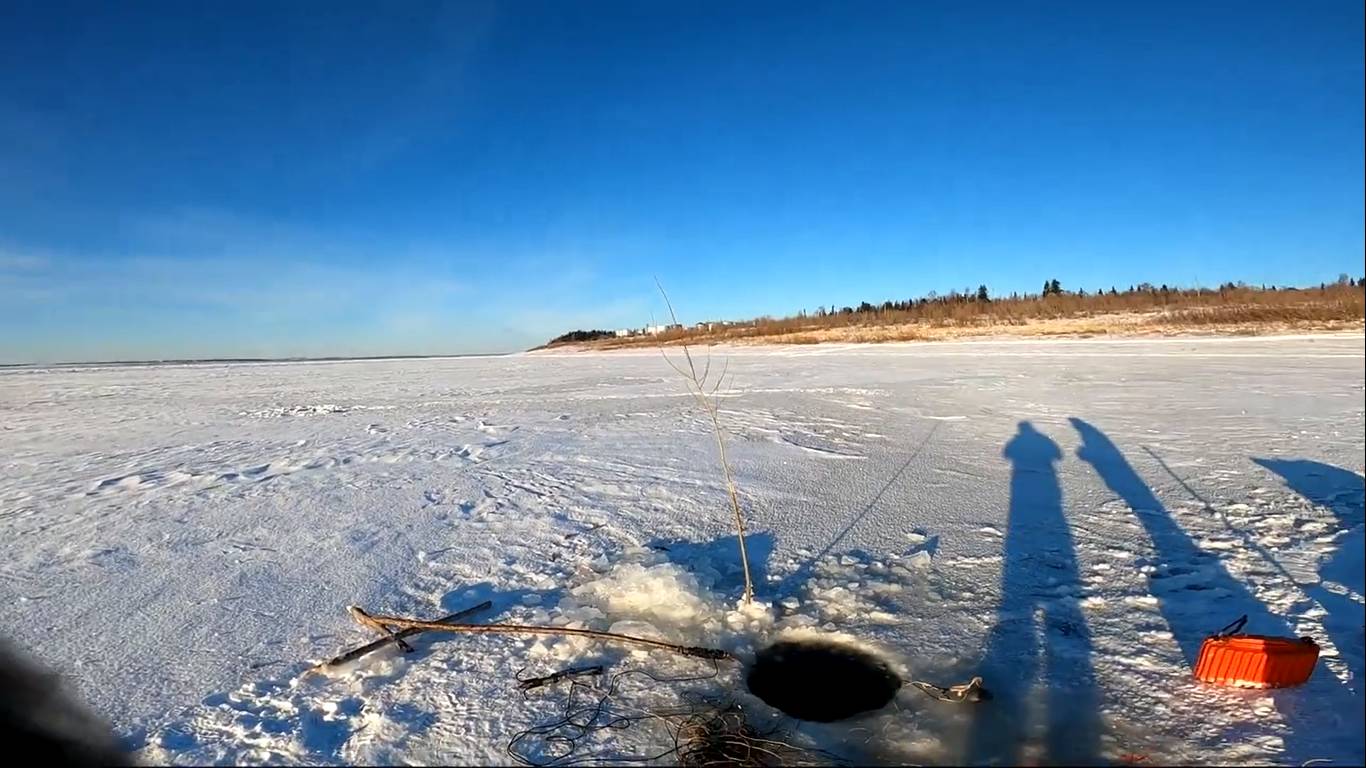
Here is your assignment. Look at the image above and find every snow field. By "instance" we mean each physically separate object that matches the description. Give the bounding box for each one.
[0,335,1362,764]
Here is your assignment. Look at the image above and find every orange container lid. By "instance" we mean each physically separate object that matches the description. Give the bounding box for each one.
[1196,632,1319,688]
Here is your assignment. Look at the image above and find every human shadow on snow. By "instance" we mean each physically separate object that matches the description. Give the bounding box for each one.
[1253,457,1365,696]
[1071,419,1363,761]
[968,421,1100,765]
[1071,419,1292,660]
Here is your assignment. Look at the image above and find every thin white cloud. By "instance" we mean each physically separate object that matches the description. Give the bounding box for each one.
[2,204,655,361]
[0,247,51,271]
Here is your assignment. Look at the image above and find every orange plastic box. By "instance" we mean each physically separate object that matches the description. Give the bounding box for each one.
[1194,618,1319,689]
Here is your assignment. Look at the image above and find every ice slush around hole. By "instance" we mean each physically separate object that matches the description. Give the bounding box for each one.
[746,640,901,722]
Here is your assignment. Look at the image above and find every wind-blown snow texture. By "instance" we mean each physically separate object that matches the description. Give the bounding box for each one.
[2,335,1363,765]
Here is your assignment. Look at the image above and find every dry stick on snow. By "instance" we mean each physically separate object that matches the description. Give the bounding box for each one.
[654,279,756,605]
[308,599,494,674]
[350,606,737,661]
[350,605,416,653]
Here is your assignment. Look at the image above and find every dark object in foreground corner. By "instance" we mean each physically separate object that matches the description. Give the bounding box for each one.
[0,639,126,766]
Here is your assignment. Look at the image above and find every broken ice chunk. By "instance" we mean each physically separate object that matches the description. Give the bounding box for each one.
[906,550,933,569]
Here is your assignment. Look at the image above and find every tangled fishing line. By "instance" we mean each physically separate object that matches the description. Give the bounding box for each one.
[506,660,842,767]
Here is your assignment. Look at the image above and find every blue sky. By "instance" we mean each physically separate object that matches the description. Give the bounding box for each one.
[2,0,1362,362]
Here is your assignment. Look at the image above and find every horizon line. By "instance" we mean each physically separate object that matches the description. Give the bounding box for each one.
[0,351,515,370]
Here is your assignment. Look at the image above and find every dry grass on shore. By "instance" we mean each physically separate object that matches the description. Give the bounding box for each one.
[567,284,1364,349]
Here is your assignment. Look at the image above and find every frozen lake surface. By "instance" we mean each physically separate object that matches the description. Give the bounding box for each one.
[2,335,1363,765]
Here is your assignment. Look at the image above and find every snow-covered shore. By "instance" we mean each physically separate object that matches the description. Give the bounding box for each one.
[2,335,1362,764]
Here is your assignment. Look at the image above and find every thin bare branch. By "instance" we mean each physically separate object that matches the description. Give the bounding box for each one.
[653,279,755,604]
[707,358,731,396]
[659,346,695,382]
[349,607,736,661]
[309,600,492,674]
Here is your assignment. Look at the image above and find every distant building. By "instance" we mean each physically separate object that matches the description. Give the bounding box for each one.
[644,324,667,335]
[614,328,632,337]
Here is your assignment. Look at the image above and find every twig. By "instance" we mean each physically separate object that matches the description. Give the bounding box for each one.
[350,607,736,661]
[350,605,415,652]
[308,600,493,674]
[654,279,755,604]
[518,664,605,691]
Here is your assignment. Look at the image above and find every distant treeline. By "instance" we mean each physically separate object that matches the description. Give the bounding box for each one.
[786,276,1365,323]
[544,275,1365,347]
[547,329,615,345]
